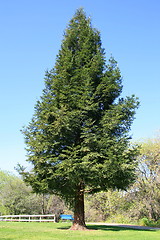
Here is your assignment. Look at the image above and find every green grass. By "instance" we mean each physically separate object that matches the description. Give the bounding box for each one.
[0,222,159,240]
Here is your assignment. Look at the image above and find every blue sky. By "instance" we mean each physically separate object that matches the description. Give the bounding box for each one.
[0,0,160,174]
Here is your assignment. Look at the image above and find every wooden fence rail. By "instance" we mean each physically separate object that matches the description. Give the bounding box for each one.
[0,214,56,222]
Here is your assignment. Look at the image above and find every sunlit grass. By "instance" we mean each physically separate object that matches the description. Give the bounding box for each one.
[0,222,159,240]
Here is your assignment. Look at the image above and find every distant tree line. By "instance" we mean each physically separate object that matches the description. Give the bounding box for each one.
[0,171,65,216]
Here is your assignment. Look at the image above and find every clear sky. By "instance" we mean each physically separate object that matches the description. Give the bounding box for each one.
[0,0,160,175]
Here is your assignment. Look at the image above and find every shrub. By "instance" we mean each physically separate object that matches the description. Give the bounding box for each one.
[139,218,160,227]
[139,217,150,226]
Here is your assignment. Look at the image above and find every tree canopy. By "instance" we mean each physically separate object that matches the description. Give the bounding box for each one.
[20,8,139,230]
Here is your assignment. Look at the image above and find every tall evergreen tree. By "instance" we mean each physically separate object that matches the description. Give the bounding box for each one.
[20,9,139,230]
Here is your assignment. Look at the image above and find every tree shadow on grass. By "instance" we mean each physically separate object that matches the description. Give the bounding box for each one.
[57,223,158,232]
[57,225,71,230]
[57,225,155,231]
[87,225,157,232]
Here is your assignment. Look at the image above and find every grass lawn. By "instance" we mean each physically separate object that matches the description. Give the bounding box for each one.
[0,222,159,240]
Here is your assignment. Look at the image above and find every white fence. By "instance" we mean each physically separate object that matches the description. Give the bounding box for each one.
[0,214,56,222]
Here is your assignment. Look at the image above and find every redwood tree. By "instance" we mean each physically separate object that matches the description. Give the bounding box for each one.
[20,9,139,230]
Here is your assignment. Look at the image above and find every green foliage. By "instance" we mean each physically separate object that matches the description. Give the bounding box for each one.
[85,190,124,222]
[139,218,151,226]
[0,171,43,215]
[126,137,160,221]
[107,214,132,224]
[0,204,9,215]
[85,190,135,223]
[0,170,66,215]
[139,218,160,227]
[20,8,139,217]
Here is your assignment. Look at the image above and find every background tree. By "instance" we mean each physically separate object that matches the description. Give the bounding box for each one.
[126,137,160,221]
[85,190,125,222]
[0,170,16,215]
[0,170,65,216]
[20,8,139,230]
[0,170,42,215]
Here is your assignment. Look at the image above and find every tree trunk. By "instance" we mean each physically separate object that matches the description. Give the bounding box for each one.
[42,194,46,215]
[70,183,87,230]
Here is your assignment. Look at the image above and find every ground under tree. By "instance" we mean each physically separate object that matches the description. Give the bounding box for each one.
[20,8,139,230]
